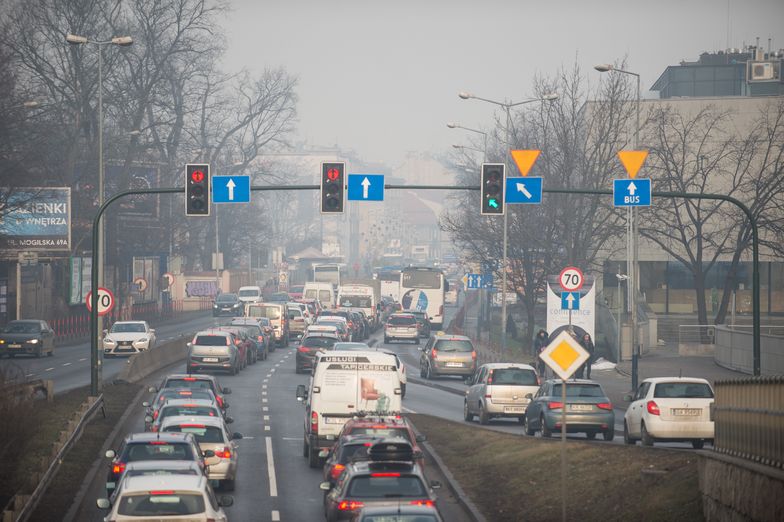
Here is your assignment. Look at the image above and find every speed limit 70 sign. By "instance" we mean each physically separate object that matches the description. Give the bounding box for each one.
[85,287,115,316]
[559,267,584,292]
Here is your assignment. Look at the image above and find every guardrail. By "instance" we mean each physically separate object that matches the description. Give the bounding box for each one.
[713,376,784,469]
[1,394,104,522]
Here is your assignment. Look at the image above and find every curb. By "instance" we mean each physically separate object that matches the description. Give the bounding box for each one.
[409,422,486,522]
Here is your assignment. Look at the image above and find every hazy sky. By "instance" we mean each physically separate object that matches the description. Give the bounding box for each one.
[223,0,783,166]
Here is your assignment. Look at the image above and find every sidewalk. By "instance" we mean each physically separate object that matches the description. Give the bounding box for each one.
[614,343,745,383]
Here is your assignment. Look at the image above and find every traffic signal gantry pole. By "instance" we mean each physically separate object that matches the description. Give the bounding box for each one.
[88,184,762,395]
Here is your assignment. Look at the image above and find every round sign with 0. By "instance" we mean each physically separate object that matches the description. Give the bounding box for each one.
[85,288,115,316]
[133,277,148,292]
[162,272,175,288]
[559,267,584,292]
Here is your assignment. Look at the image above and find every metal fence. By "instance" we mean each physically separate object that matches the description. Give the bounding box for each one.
[713,376,784,469]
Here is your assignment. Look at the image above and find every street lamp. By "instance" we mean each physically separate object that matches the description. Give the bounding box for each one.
[447,123,488,161]
[67,32,133,396]
[459,91,558,353]
[595,63,641,391]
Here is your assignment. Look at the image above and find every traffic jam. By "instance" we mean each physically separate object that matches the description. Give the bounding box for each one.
[91,266,715,521]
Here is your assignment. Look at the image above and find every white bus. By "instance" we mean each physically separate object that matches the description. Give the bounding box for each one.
[313,263,346,289]
[374,268,401,303]
[399,267,448,329]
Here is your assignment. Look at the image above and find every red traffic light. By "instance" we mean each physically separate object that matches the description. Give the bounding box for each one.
[326,168,340,181]
[191,170,205,183]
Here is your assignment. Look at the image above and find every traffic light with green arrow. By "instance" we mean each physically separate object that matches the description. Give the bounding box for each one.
[481,163,505,215]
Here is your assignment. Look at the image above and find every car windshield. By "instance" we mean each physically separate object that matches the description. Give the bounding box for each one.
[238,289,259,297]
[338,443,372,463]
[654,382,714,399]
[164,425,225,444]
[406,311,426,320]
[339,296,372,308]
[165,379,214,391]
[125,442,194,462]
[388,316,415,326]
[215,294,237,303]
[5,322,40,333]
[126,469,200,478]
[551,383,605,398]
[302,337,337,349]
[348,427,412,442]
[160,405,217,420]
[248,306,281,320]
[240,325,262,337]
[111,323,146,333]
[117,492,205,516]
[319,290,332,302]
[194,335,228,346]
[318,321,343,330]
[491,368,538,385]
[347,475,427,498]
[435,340,473,352]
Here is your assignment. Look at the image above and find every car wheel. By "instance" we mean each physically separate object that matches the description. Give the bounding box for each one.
[641,422,654,446]
[603,428,614,442]
[308,444,321,468]
[478,404,489,425]
[401,383,406,399]
[517,416,525,425]
[34,346,42,358]
[691,439,705,449]
[425,364,433,380]
[585,432,597,440]
[47,347,54,357]
[463,401,473,422]
[541,415,552,438]
[419,365,426,378]
[303,439,309,458]
[623,421,635,445]
[222,479,235,491]
[524,415,536,436]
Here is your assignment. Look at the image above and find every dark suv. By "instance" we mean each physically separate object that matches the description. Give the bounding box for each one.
[213,293,243,317]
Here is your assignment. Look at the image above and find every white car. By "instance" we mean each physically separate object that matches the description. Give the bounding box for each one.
[96,474,233,521]
[623,377,715,449]
[103,321,156,356]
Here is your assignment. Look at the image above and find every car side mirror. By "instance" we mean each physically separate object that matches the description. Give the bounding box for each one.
[415,434,427,442]
[222,387,232,395]
[144,416,153,423]
[296,384,307,401]
[623,393,633,402]
[319,482,332,491]
[96,498,111,510]
[525,393,533,400]
[203,449,215,458]
[232,432,243,440]
[431,480,442,490]
[318,449,330,458]
[148,386,158,393]
[464,376,473,385]
[102,329,108,336]
[186,342,192,348]
[105,450,116,459]
[225,416,234,424]
[142,401,150,408]
[219,495,234,507]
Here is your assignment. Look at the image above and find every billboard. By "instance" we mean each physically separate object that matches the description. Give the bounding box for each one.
[546,274,596,342]
[0,187,71,251]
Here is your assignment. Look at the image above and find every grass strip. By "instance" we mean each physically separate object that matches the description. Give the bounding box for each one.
[409,413,702,522]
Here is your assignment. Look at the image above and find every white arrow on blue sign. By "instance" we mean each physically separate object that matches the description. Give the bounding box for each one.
[213,175,250,203]
[465,273,483,289]
[348,174,384,201]
[613,178,651,207]
[561,291,580,310]
[505,177,543,204]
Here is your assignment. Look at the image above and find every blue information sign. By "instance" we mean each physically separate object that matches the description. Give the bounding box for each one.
[560,292,580,310]
[613,178,651,207]
[213,175,250,203]
[348,174,384,201]
[505,177,543,204]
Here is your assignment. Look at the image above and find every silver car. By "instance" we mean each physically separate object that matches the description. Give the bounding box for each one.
[159,415,243,491]
[187,330,241,375]
[384,313,419,344]
[464,363,539,424]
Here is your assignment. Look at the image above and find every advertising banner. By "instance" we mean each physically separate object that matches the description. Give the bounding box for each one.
[0,187,71,251]
[69,257,93,305]
[546,274,596,341]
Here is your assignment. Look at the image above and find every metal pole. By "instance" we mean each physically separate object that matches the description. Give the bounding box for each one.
[16,262,21,319]
[617,265,622,361]
[95,43,105,394]
[630,73,641,390]
[560,376,567,522]
[215,206,220,292]
[500,106,511,354]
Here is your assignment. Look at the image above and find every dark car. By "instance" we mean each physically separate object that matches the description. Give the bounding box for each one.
[406,310,431,338]
[322,435,381,488]
[0,320,55,358]
[257,317,276,353]
[215,326,255,367]
[152,374,232,410]
[104,431,211,497]
[230,318,269,361]
[321,310,361,341]
[349,311,369,341]
[296,334,338,373]
[212,293,243,317]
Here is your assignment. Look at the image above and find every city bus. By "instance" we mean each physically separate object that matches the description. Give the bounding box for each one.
[374,267,402,302]
[313,263,346,289]
[399,266,448,329]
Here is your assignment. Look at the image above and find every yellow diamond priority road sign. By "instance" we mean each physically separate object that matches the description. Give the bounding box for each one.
[539,330,590,381]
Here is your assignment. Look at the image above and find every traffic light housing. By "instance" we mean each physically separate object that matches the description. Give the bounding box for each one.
[481,163,505,215]
[321,162,345,214]
[186,164,210,216]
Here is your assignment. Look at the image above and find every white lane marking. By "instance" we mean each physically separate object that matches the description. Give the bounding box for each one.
[266,374,272,378]
[281,437,300,441]
[402,406,418,414]
[262,391,267,396]
[62,362,71,366]
[264,425,271,431]
[263,379,269,383]
[275,363,280,367]
[265,437,278,497]
[270,368,276,373]
[264,415,270,421]
[272,510,281,521]
[262,398,268,403]
[26,373,35,377]
[262,384,268,389]
[44,367,54,372]
[263,406,269,412]
[79,358,87,362]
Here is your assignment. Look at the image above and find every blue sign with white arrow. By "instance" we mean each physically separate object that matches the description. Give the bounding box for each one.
[613,178,651,207]
[561,291,580,310]
[465,273,483,289]
[213,175,250,203]
[348,174,384,201]
[506,177,543,204]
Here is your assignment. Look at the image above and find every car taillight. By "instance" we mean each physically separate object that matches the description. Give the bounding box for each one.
[330,463,345,479]
[371,472,401,477]
[597,402,613,410]
[235,339,241,345]
[311,411,318,435]
[338,500,364,511]
[348,321,353,328]
[112,462,126,475]
[410,500,435,507]
[548,401,563,410]
[149,490,174,495]
[487,372,493,385]
[431,348,437,360]
[153,410,159,420]
[298,346,309,353]
[258,336,263,342]
[647,400,660,415]
[215,446,231,459]
[471,350,476,361]
[216,396,224,408]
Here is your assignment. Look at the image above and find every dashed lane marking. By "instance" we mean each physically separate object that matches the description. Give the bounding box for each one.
[272,510,281,521]
[264,425,271,431]
[263,406,269,412]
[265,437,278,497]
[264,415,270,421]
[62,362,71,366]
[79,358,87,362]
[262,398,268,403]
[26,373,35,377]
[44,367,54,372]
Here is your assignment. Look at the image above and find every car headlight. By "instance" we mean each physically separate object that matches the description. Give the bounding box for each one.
[233,303,241,308]
[136,338,148,344]
[28,339,39,344]
[213,304,218,308]
[0,339,5,344]
[104,338,116,345]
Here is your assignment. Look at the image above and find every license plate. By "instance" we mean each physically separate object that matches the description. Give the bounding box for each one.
[445,362,463,367]
[672,408,701,416]
[9,344,21,348]
[569,404,593,411]
[202,357,219,362]
[106,481,116,489]
[324,417,346,424]
[504,406,525,413]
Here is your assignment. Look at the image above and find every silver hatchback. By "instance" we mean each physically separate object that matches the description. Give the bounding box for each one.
[464,363,540,424]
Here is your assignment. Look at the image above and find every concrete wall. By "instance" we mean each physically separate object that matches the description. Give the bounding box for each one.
[116,337,189,383]
[714,326,784,376]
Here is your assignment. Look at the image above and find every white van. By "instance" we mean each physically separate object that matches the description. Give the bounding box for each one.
[296,351,402,467]
[238,286,262,304]
[303,282,335,308]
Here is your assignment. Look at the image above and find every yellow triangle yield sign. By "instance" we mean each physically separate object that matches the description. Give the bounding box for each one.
[617,150,648,179]
[510,150,540,177]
